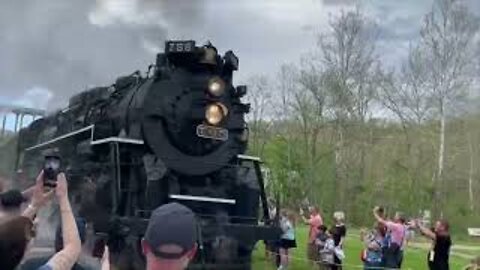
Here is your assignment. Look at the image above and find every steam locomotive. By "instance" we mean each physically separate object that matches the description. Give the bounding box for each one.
[15,40,278,269]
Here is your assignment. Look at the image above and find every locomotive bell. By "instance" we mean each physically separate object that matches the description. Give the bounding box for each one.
[199,47,218,65]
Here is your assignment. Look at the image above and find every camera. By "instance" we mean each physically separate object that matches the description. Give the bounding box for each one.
[43,155,61,187]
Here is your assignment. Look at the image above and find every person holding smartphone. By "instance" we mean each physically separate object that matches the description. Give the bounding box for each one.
[372,206,406,268]
[36,172,82,270]
[20,217,100,270]
[413,219,451,270]
[0,171,82,270]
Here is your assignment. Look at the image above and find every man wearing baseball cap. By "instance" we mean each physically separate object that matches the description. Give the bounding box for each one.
[142,202,198,270]
[0,189,29,219]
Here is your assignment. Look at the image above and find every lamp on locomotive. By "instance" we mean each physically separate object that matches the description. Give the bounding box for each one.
[207,76,225,97]
[205,103,228,126]
[201,48,228,127]
[205,76,228,126]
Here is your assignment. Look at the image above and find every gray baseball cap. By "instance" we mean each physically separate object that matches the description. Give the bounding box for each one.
[144,203,198,259]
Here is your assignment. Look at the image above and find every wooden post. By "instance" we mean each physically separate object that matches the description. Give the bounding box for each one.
[1,114,6,137]
[13,113,19,133]
[19,114,25,130]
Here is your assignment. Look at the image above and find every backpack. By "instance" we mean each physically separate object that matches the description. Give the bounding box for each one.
[360,239,383,263]
[365,239,383,263]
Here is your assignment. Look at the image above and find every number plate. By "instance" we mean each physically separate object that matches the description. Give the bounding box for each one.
[196,125,228,141]
[165,40,195,53]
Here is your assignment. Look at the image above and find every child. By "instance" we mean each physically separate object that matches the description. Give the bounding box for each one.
[361,222,386,270]
[316,226,335,270]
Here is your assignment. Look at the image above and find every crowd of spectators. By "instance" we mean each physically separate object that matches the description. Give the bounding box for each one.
[361,206,452,270]
[0,171,84,270]
[267,204,455,270]
[0,172,198,270]
[267,206,346,270]
[0,171,464,270]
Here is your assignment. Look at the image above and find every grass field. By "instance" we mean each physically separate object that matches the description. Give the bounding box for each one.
[252,226,474,270]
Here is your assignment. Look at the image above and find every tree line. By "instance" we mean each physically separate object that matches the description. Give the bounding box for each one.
[245,0,480,233]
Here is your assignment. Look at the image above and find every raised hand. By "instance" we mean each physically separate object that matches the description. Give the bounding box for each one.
[413,219,421,228]
[22,170,54,219]
[31,170,54,208]
[101,245,110,270]
[55,173,69,200]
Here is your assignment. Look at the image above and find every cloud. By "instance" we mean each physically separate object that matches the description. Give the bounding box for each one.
[0,0,206,107]
[89,0,167,27]
[0,0,335,108]
[1,0,477,110]
[322,0,357,6]
[13,87,53,110]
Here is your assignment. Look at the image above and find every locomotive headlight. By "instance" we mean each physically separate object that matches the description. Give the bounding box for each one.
[208,77,225,97]
[205,103,228,125]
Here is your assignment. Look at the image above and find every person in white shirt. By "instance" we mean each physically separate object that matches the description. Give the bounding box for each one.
[278,209,296,270]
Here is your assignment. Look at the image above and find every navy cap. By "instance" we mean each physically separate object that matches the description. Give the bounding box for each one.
[144,203,197,259]
[0,189,27,209]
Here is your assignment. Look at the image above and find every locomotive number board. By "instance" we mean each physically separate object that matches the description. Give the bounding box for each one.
[196,124,228,141]
[166,40,195,53]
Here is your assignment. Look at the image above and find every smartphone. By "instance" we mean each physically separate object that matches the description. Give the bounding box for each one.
[44,155,61,187]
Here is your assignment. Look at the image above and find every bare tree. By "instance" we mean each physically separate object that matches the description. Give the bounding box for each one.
[380,46,435,129]
[317,9,379,210]
[245,75,273,157]
[467,131,475,211]
[293,57,330,204]
[269,65,298,203]
[378,45,438,210]
[416,0,480,217]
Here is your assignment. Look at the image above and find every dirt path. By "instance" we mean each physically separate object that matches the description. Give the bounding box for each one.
[408,242,478,260]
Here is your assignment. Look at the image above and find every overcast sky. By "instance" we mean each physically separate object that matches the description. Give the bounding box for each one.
[0,0,479,115]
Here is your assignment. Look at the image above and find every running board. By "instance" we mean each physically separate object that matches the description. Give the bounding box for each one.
[237,154,261,162]
[170,194,236,204]
[25,125,95,151]
[25,125,144,151]
[90,137,144,145]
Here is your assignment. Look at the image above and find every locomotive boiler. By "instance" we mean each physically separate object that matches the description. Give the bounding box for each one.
[15,40,278,269]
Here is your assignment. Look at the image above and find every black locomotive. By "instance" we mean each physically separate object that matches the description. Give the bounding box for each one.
[15,40,278,269]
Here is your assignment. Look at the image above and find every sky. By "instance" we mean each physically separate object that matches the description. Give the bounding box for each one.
[0,0,479,130]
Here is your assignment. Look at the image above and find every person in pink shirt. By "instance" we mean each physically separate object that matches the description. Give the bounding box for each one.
[302,206,323,266]
[373,206,406,268]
